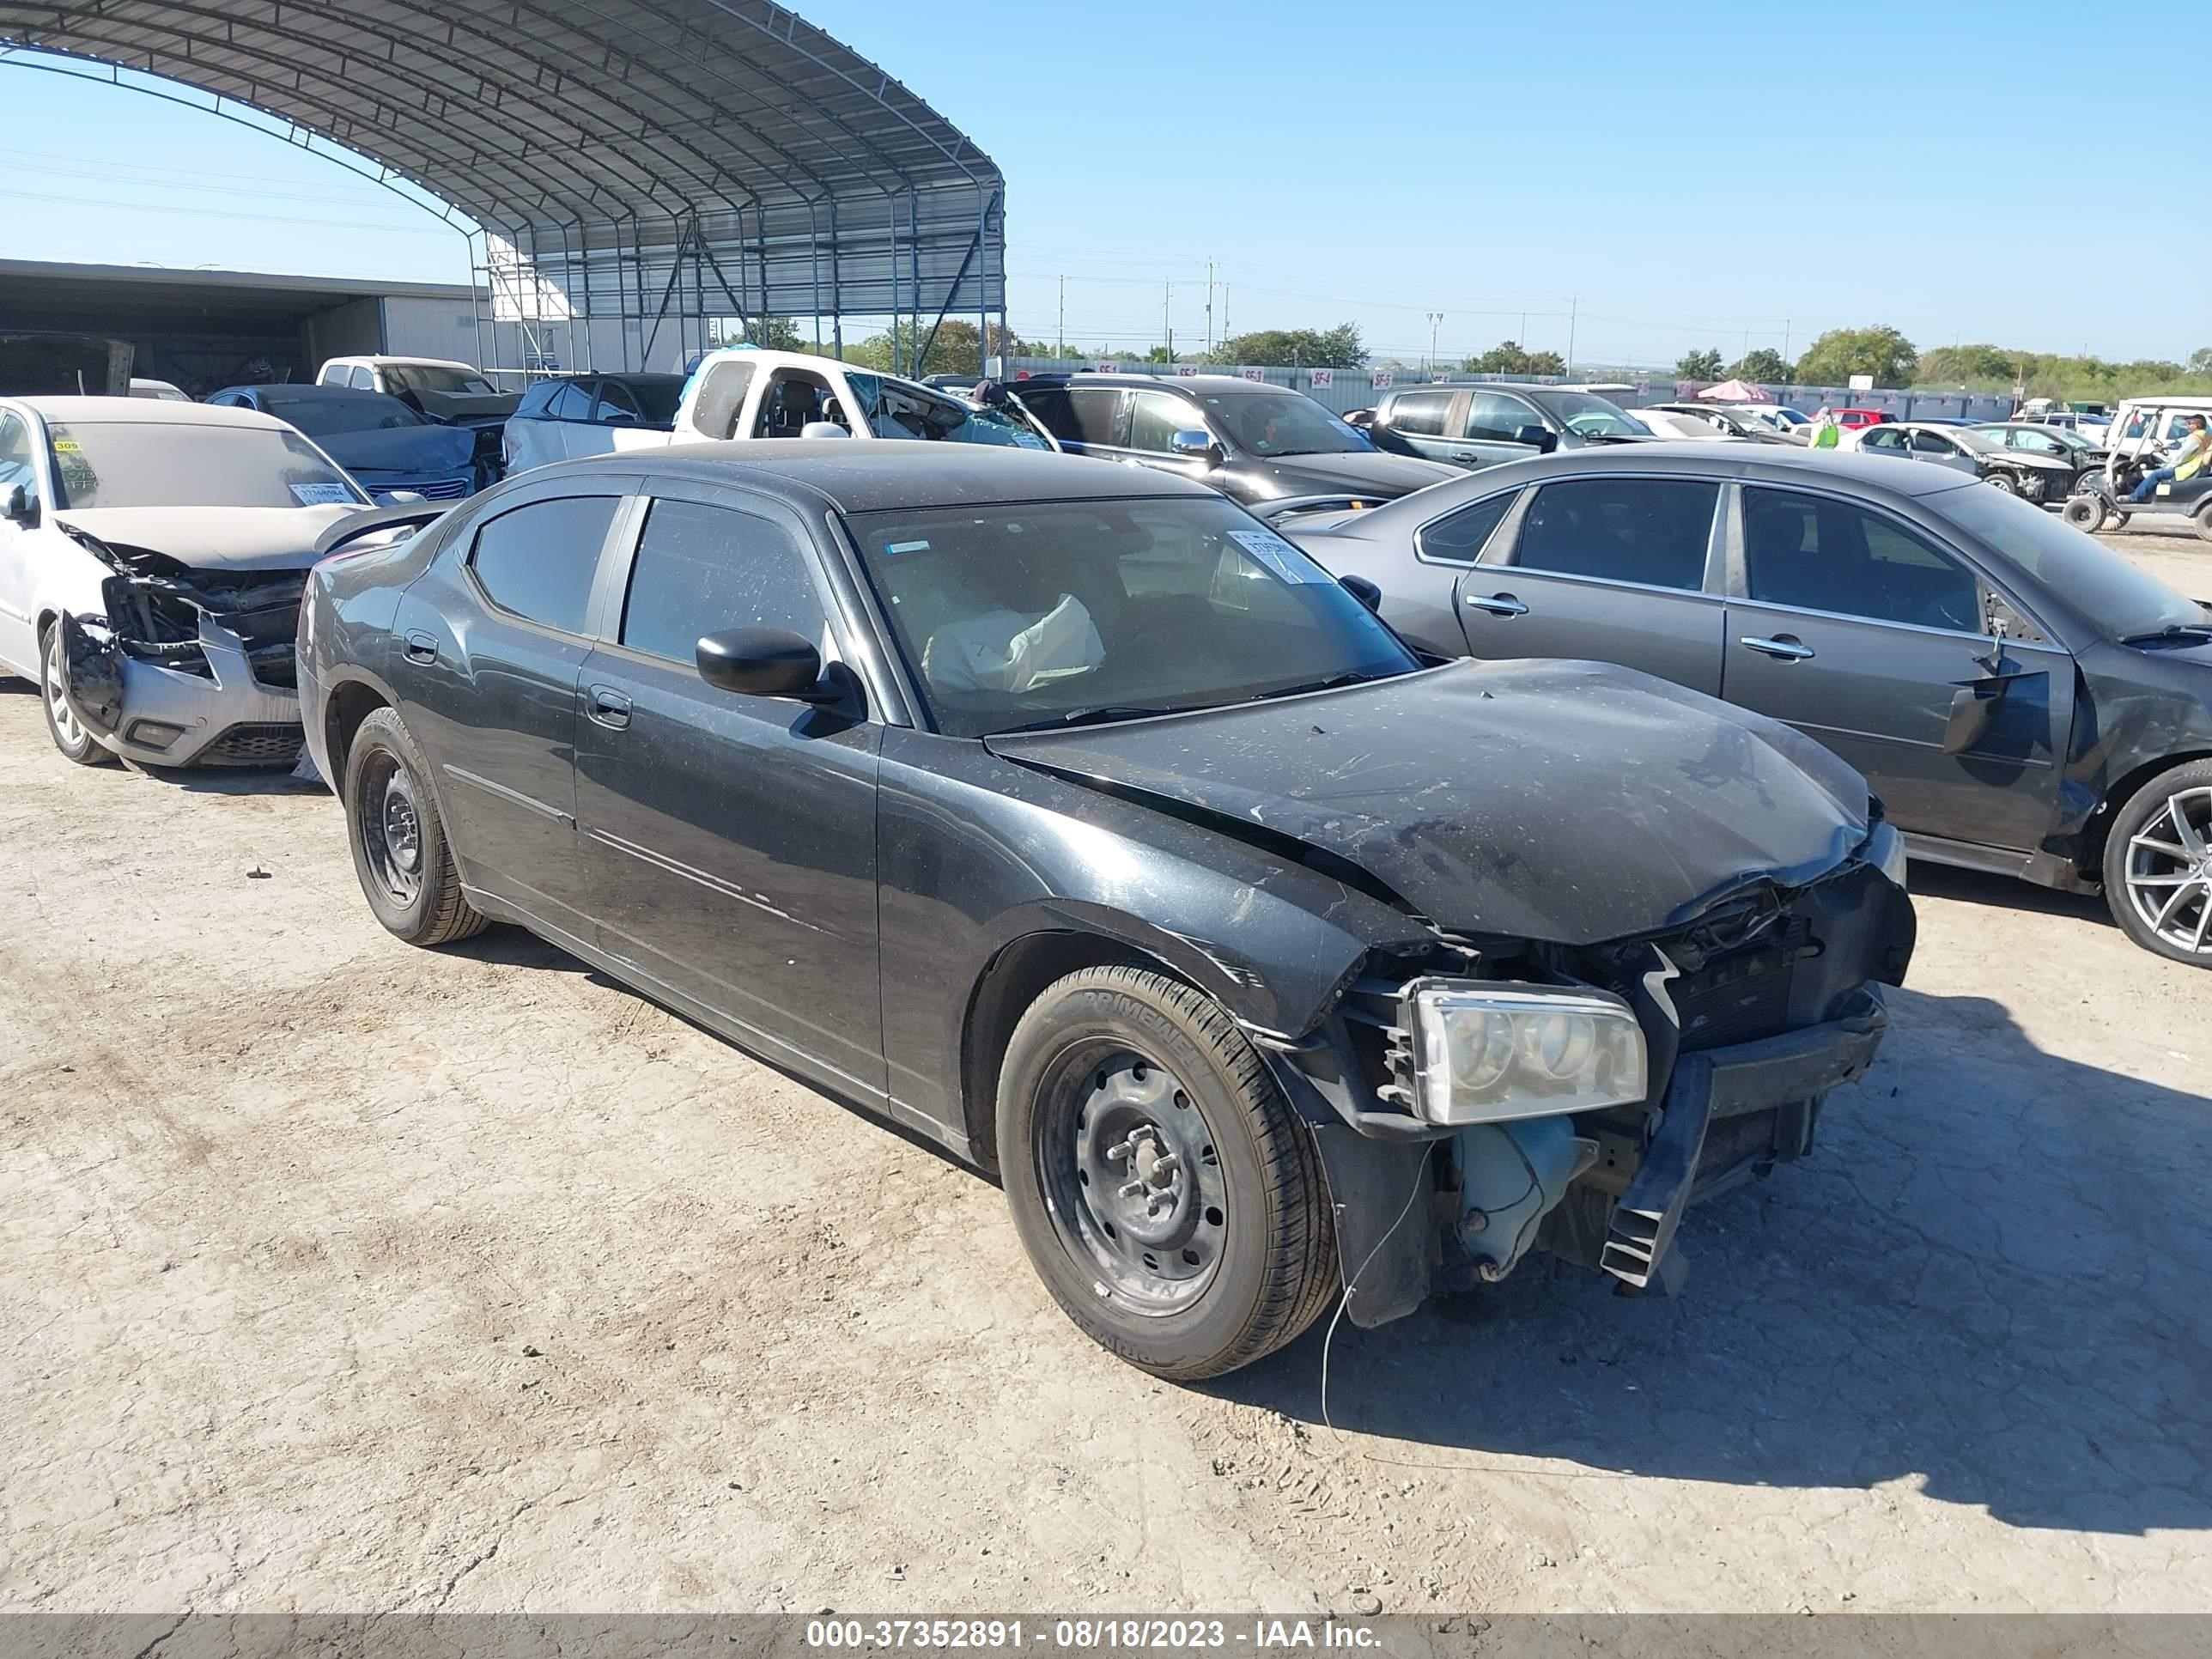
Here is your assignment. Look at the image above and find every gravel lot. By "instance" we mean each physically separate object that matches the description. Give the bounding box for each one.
[2,531,2208,1615]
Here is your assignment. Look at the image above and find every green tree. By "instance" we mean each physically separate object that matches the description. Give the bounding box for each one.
[1525,349,1566,376]
[2193,347,2212,375]
[1212,323,1366,368]
[1794,325,1919,390]
[838,319,1030,378]
[1464,340,1531,374]
[1675,348,1725,380]
[1728,347,1790,384]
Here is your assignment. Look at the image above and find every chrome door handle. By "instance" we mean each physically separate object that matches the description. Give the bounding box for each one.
[404,630,438,664]
[587,684,632,729]
[1464,593,1528,617]
[1741,635,1814,661]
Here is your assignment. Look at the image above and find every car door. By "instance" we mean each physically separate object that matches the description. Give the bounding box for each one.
[392,483,634,931]
[0,410,46,674]
[1723,483,2071,851]
[1455,389,1553,469]
[1454,473,1729,695]
[1856,424,1911,460]
[571,482,885,1098]
[1910,428,1978,476]
[1349,487,1521,655]
[1116,388,1218,484]
[1031,385,1126,459]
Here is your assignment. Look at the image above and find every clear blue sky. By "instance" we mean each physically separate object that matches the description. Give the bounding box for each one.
[3,3,2199,368]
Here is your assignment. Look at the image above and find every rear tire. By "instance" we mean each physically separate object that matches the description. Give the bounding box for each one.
[996,966,1339,1380]
[2193,507,2212,545]
[2061,495,2106,532]
[2101,758,2212,966]
[342,706,487,946]
[1983,471,2017,495]
[40,622,115,768]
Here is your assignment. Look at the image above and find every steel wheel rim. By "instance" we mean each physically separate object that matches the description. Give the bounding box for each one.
[2124,787,2212,955]
[43,632,85,749]
[356,750,425,907]
[1033,1042,1228,1316]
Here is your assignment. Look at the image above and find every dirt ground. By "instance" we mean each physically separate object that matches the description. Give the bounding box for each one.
[2,531,2208,1616]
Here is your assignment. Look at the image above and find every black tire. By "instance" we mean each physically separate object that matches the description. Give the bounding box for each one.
[2101,758,2212,967]
[2194,506,2212,546]
[39,622,115,767]
[2061,495,2106,532]
[1983,471,2017,495]
[342,706,487,946]
[996,965,1339,1380]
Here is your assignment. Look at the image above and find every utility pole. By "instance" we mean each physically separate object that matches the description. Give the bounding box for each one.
[1164,279,1173,366]
[1056,275,1065,360]
[1206,259,1215,353]
[1222,283,1231,344]
[1566,295,1578,378]
[1427,311,1443,374]
[1783,318,1791,364]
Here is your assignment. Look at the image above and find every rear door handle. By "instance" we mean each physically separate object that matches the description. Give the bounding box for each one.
[587,684,632,729]
[1741,634,1814,661]
[1450,452,1480,464]
[404,630,438,664]
[1463,592,1528,617]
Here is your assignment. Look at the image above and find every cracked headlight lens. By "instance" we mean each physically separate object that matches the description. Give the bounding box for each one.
[1404,980,1647,1126]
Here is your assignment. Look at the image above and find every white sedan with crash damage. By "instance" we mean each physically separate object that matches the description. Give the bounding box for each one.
[0,397,373,768]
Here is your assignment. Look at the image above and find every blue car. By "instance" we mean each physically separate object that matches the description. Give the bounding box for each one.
[205,384,480,504]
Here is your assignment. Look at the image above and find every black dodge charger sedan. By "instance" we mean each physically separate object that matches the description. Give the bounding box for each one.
[1278,445,2212,965]
[300,446,1914,1379]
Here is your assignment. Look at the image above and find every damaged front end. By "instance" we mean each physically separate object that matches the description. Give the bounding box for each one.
[54,522,310,766]
[1266,823,1917,1326]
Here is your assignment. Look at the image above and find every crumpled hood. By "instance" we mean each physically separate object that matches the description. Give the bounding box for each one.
[988,658,1872,945]
[56,504,370,570]
[409,388,519,425]
[1252,449,1459,498]
[313,422,477,477]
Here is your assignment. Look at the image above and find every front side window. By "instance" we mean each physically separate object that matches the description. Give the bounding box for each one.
[1200,392,1369,457]
[1538,392,1648,439]
[467,495,620,634]
[846,496,1420,738]
[620,498,830,666]
[598,378,684,424]
[1861,427,1907,453]
[1464,391,1540,443]
[46,421,366,510]
[0,413,36,501]
[1060,388,1127,447]
[1911,429,1958,455]
[755,371,839,437]
[1127,391,1206,453]
[1512,478,1718,590]
[1741,486,1980,632]
[543,381,594,422]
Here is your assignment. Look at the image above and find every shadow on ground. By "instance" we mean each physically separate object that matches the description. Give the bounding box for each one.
[1908,861,2111,927]
[1215,985,2212,1538]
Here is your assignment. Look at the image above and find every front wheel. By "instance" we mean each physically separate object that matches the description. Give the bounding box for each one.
[996,966,1339,1380]
[342,707,487,946]
[40,622,114,767]
[2102,759,2212,965]
[2062,495,2107,532]
[2194,507,2212,545]
[1983,471,2018,495]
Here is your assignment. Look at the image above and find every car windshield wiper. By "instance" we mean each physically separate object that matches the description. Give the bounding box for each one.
[2120,622,2212,646]
[991,704,1189,735]
[1246,670,1388,702]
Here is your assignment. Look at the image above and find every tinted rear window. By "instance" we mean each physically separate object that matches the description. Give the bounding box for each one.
[468,495,619,633]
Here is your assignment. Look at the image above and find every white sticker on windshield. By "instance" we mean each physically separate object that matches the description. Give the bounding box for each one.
[885,539,932,556]
[1227,527,1324,583]
[290,483,355,506]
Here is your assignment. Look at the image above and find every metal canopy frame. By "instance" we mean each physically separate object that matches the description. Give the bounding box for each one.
[0,1,1007,377]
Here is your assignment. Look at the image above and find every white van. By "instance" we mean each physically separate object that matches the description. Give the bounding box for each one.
[672,349,1055,451]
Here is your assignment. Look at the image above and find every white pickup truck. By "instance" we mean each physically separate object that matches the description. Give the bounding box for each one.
[671,349,1055,451]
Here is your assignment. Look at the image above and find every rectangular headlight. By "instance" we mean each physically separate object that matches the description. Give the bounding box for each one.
[1401,979,1648,1126]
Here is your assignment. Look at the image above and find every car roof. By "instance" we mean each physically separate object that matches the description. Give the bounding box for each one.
[1030,372,1302,394]
[1355,441,1982,506]
[533,440,1218,512]
[330,356,479,371]
[6,396,286,428]
[223,383,401,402]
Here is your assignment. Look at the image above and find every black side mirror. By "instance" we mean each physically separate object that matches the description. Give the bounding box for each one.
[3,484,34,526]
[1338,574,1383,613]
[1942,684,2002,756]
[696,626,838,702]
[1513,423,1557,453]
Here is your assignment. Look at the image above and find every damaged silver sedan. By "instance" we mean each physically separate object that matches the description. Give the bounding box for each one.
[0,397,374,767]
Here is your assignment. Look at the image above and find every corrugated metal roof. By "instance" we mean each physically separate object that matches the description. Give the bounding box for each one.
[0,1,1006,331]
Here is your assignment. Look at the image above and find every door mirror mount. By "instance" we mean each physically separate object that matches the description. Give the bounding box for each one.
[3,484,35,526]
[696,627,840,702]
[1170,428,1220,464]
[1338,574,1383,613]
[1513,423,1558,453]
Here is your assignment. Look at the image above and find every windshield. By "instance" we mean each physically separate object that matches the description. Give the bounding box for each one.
[1948,428,2008,456]
[1536,391,1650,438]
[1929,483,2206,641]
[1766,407,1808,426]
[847,495,1419,738]
[46,420,366,510]
[262,393,426,436]
[1977,423,2094,453]
[381,364,499,396]
[845,373,1050,448]
[1202,391,1373,458]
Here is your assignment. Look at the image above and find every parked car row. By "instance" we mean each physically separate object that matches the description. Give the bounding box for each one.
[5,360,2208,1389]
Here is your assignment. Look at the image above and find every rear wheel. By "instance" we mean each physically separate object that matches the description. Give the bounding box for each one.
[1984,471,2018,495]
[40,622,114,767]
[2193,506,2212,545]
[996,966,1338,1380]
[342,706,486,946]
[2102,759,2212,966]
